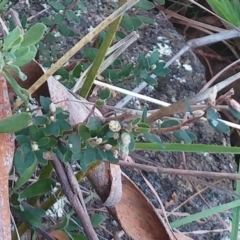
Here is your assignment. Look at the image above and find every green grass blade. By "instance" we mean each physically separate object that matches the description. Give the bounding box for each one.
[79,0,126,98]
[170,199,240,228]
[135,142,240,154]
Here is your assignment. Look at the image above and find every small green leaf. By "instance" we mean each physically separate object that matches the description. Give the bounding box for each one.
[161,119,180,128]
[139,52,148,68]
[78,124,91,140]
[38,137,57,150]
[228,105,240,119]
[173,130,193,144]
[99,88,111,100]
[81,146,97,172]
[13,50,36,67]
[136,15,155,24]
[72,151,83,161]
[141,107,148,123]
[208,119,230,133]
[63,150,72,162]
[54,13,64,24]
[82,47,98,61]
[95,99,105,107]
[58,23,70,36]
[57,120,72,132]
[154,0,165,4]
[19,178,56,198]
[105,150,119,163]
[132,117,141,126]
[34,116,48,125]
[87,117,102,131]
[0,113,32,133]
[185,130,197,142]
[118,63,133,78]
[142,133,163,147]
[90,213,105,227]
[16,135,30,145]
[40,96,52,112]
[21,23,46,47]
[144,76,157,85]
[206,107,218,120]
[3,27,22,51]
[48,0,64,11]
[11,205,45,228]
[136,123,150,133]
[152,61,170,76]
[72,64,82,78]
[68,132,81,153]
[97,124,109,137]
[29,125,41,141]
[41,17,53,27]
[148,51,159,65]
[135,0,155,10]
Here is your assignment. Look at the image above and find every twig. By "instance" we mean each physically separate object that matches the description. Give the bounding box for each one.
[50,153,99,240]
[118,161,240,180]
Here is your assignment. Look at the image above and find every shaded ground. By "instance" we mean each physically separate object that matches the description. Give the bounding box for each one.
[12,1,238,239]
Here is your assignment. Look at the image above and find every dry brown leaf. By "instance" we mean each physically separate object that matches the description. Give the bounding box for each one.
[0,75,15,240]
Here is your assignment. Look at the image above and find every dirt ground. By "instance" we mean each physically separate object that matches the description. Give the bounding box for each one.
[13,1,239,239]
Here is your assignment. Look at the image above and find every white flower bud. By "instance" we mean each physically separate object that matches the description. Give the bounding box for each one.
[95,138,102,145]
[50,116,55,122]
[192,110,205,118]
[31,142,39,151]
[103,144,112,150]
[49,103,56,113]
[121,132,131,146]
[109,120,121,132]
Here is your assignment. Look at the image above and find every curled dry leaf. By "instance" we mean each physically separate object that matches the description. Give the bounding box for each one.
[0,75,15,240]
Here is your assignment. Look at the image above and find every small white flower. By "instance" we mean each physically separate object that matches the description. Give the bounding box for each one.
[50,116,55,122]
[49,103,56,113]
[109,120,121,132]
[31,142,39,151]
[103,144,112,150]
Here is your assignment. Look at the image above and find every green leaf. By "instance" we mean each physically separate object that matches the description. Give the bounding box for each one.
[41,17,53,27]
[40,96,51,112]
[97,124,109,137]
[6,64,27,80]
[34,116,48,125]
[135,0,155,10]
[29,125,41,141]
[45,122,61,137]
[68,132,81,153]
[58,23,70,36]
[72,64,82,78]
[131,117,141,126]
[12,152,37,192]
[129,133,136,151]
[206,107,218,120]
[136,15,155,24]
[16,135,30,145]
[139,52,148,68]
[57,120,72,132]
[54,13,64,24]
[118,63,133,78]
[21,23,46,47]
[56,68,70,79]
[13,49,36,67]
[63,150,72,162]
[38,137,57,150]
[173,129,193,144]
[81,146,97,172]
[35,149,47,165]
[154,0,165,4]
[82,47,98,61]
[105,150,119,163]
[19,178,56,198]
[185,130,197,142]
[148,51,159,65]
[3,27,22,51]
[65,9,75,21]
[90,213,105,227]
[136,123,150,133]
[142,133,163,147]
[142,107,148,123]
[87,116,102,131]
[99,88,111,100]
[208,119,230,133]
[78,124,91,140]
[11,205,45,228]
[14,148,37,176]
[21,142,32,153]
[161,119,180,128]
[0,113,32,133]
[228,105,240,119]
[48,0,64,11]
[152,61,170,76]
[144,76,157,85]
